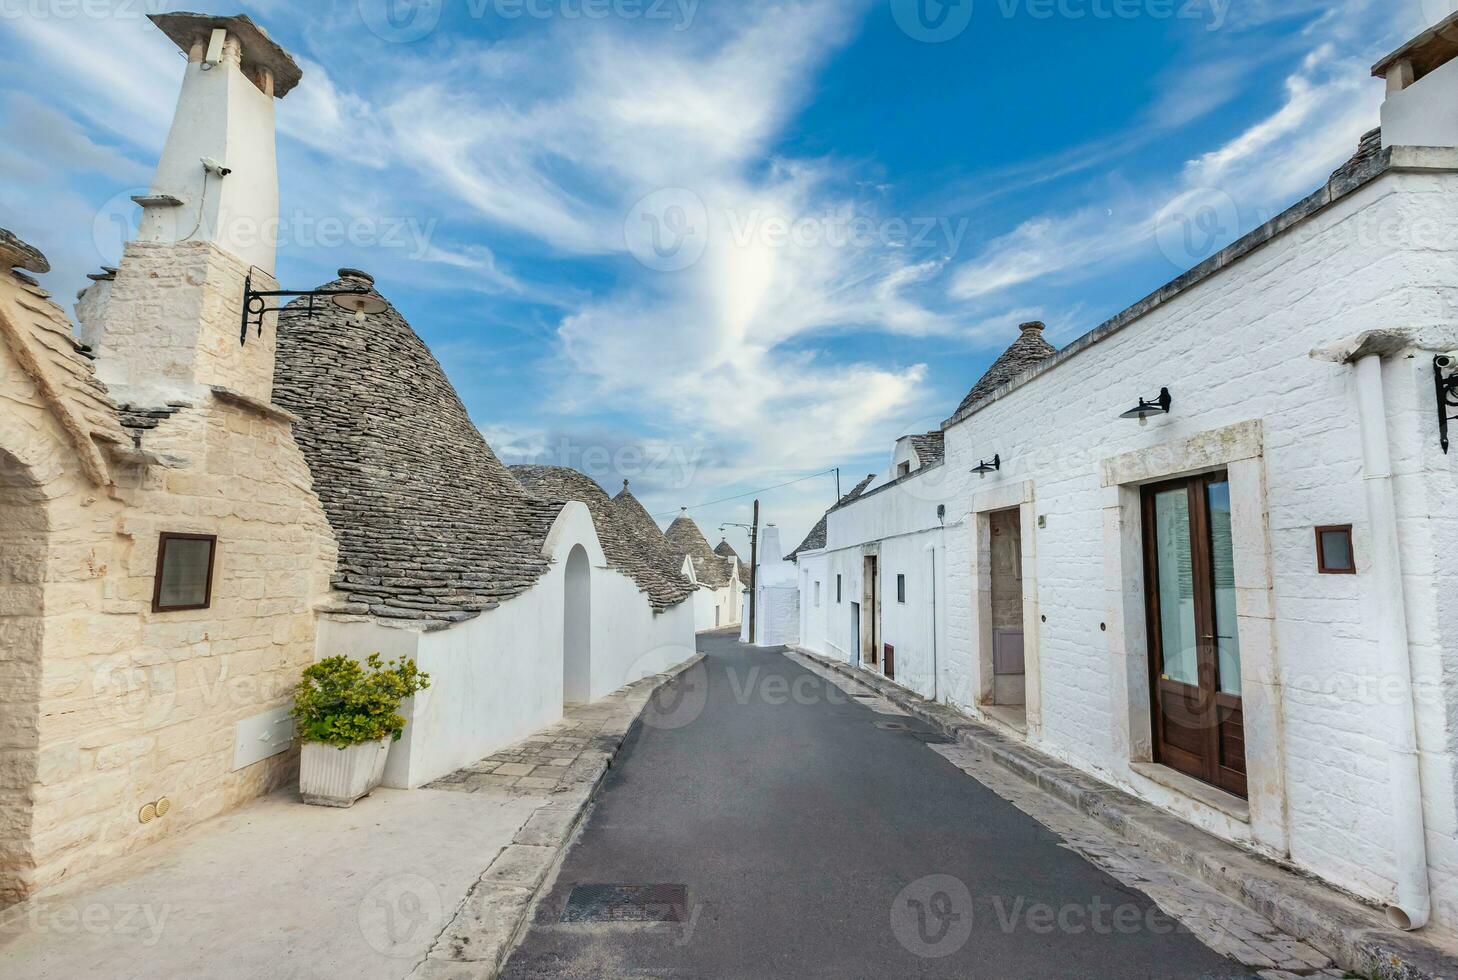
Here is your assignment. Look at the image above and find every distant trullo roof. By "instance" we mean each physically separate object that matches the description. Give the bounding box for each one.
[948,321,1057,423]
[665,510,733,588]
[909,431,945,467]
[713,539,751,583]
[273,269,562,625]
[610,481,695,585]
[513,468,693,613]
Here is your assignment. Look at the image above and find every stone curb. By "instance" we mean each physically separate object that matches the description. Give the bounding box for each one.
[410,653,707,980]
[787,647,1458,980]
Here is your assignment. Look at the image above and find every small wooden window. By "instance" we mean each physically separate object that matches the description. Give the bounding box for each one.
[897,462,911,478]
[897,574,907,603]
[1315,525,1355,574]
[153,533,217,611]
[836,575,842,603]
[814,581,821,607]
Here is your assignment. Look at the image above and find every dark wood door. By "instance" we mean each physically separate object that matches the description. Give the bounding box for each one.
[1142,473,1247,798]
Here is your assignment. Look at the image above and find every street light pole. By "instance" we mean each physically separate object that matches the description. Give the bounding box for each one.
[748,500,760,645]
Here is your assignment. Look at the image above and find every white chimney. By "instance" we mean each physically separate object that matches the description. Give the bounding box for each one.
[1373,9,1458,149]
[138,13,301,274]
[91,13,301,409]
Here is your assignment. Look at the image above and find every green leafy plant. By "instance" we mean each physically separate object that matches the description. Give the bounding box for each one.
[293,654,430,748]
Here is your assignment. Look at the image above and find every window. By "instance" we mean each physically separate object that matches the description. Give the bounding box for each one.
[836,575,842,603]
[153,533,217,612]
[814,581,821,607]
[897,461,911,478]
[897,574,907,603]
[1315,525,1355,574]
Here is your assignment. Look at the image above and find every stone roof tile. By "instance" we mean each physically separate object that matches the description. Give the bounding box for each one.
[514,468,694,613]
[664,510,733,588]
[948,321,1057,423]
[273,270,560,625]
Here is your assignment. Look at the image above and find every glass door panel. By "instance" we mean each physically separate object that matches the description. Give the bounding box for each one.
[1153,489,1198,687]
[1206,481,1242,696]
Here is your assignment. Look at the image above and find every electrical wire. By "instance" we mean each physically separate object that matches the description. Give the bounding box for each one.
[651,468,839,518]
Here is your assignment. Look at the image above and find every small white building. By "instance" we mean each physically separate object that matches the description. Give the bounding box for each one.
[795,16,1458,936]
[741,525,800,647]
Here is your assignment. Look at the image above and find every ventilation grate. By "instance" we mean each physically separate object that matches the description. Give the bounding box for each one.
[561,884,689,924]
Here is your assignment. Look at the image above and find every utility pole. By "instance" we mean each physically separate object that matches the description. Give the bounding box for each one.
[834,467,840,500]
[748,500,760,645]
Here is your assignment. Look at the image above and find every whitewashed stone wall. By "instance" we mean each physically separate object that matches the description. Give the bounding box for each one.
[319,502,697,788]
[802,164,1458,929]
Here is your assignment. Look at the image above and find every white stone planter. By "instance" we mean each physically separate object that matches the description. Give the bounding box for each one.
[299,738,391,807]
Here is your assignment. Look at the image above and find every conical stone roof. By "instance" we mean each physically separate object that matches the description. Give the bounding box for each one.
[513,467,693,613]
[273,269,561,625]
[610,481,692,584]
[788,473,877,561]
[947,321,1057,424]
[665,510,732,588]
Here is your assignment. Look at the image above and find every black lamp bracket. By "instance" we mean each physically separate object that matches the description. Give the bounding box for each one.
[1137,388,1173,416]
[1436,357,1458,454]
[240,273,371,345]
[972,453,1002,475]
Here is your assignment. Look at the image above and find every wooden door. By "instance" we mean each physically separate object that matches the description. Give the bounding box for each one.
[1142,473,1247,797]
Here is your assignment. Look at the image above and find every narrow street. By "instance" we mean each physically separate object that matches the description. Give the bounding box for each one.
[502,632,1254,979]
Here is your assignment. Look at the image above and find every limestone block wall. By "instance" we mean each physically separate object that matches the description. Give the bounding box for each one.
[92,241,278,408]
[0,274,335,902]
[803,166,1458,929]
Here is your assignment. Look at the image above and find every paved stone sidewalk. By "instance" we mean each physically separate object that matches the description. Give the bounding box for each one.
[786,652,1349,980]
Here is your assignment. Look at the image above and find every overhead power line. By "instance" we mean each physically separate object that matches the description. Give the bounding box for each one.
[652,468,839,519]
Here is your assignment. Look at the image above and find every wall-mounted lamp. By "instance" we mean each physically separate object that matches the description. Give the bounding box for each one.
[239,274,388,345]
[1120,387,1172,426]
[1435,353,1458,454]
[971,454,1001,477]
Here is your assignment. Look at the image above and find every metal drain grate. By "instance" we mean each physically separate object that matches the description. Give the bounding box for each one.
[561,884,688,923]
[910,731,956,745]
[873,720,912,731]
[852,694,879,699]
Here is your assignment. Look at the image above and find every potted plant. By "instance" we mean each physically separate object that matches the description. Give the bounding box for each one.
[293,654,430,807]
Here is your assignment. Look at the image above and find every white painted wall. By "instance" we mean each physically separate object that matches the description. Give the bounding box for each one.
[797,165,1458,929]
[319,503,696,789]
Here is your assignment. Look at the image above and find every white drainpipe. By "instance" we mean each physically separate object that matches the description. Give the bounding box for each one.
[1353,353,1430,930]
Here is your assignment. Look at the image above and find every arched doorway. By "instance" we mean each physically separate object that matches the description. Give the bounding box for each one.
[0,448,45,905]
[563,545,591,705]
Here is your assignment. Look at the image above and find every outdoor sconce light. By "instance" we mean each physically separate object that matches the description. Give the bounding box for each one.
[971,454,1001,477]
[239,274,388,345]
[1436,353,1458,454]
[1120,387,1172,426]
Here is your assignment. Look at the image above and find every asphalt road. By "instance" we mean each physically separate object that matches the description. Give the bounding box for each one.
[501,632,1254,979]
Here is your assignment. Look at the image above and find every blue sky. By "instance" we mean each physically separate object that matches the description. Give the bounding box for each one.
[0,0,1428,551]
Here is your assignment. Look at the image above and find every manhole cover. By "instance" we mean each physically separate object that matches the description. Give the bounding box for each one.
[562,884,688,923]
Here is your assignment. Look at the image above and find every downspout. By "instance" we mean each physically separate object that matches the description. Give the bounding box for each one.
[925,542,939,703]
[1352,352,1430,930]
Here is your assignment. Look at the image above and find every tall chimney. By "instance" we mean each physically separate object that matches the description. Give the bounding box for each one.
[91,14,302,409]
[1372,9,1458,149]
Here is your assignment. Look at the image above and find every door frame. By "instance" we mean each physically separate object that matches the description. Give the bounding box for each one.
[970,480,1041,735]
[1140,471,1247,798]
[862,554,880,670]
[1100,420,1288,854]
